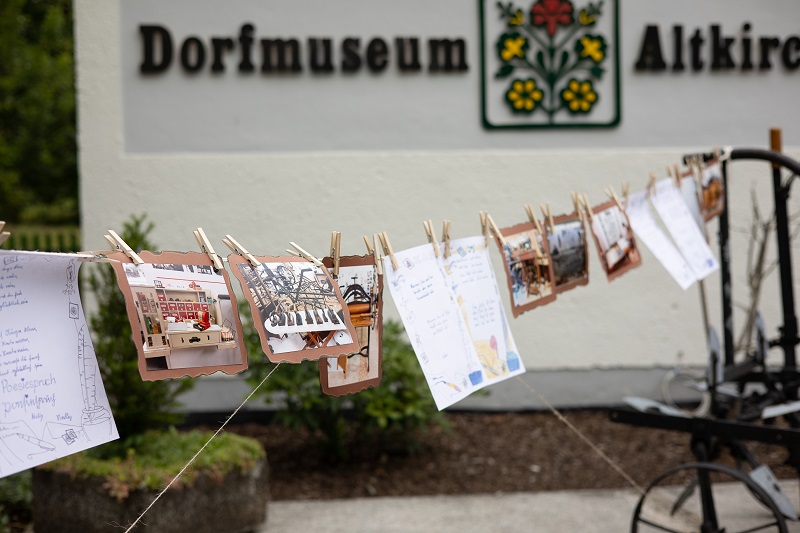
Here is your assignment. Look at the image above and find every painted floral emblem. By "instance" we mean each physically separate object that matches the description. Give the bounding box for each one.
[494,0,607,122]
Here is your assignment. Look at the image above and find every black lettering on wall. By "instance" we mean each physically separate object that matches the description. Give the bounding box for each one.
[238,24,255,73]
[689,29,704,70]
[740,23,753,71]
[140,25,173,73]
[428,38,468,72]
[211,37,234,72]
[341,37,361,72]
[396,37,421,72]
[759,36,781,69]
[710,25,735,70]
[672,25,685,71]
[180,37,206,73]
[309,38,334,72]
[366,38,389,72]
[261,39,302,73]
[634,25,666,71]
[782,36,800,70]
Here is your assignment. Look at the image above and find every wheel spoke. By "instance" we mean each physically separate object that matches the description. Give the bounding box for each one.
[731,522,781,533]
[636,517,689,533]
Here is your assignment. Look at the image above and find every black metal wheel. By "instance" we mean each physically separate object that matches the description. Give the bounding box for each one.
[632,462,788,533]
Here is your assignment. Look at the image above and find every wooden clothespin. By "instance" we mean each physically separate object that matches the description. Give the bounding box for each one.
[523,203,541,227]
[106,229,144,264]
[604,186,625,212]
[372,234,384,276]
[646,172,657,198]
[378,231,399,271]
[569,192,584,222]
[479,212,490,247]
[442,220,451,259]
[673,163,682,186]
[363,235,373,255]
[621,182,630,210]
[540,204,555,233]
[423,220,440,258]
[581,194,594,223]
[193,228,223,271]
[288,242,324,268]
[223,235,260,267]
[0,222,9,247]
[485,212,506,246]
[329,231,341,277]
[713,145,721,163]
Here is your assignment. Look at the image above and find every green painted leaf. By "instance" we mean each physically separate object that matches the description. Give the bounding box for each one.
[495,64,515,79]
[559,50,569,71]
[590,65,605,79]
[536,50,547,71]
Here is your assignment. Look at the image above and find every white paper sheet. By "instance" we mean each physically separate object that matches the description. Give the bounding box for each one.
[679,177,706,234]
[384,244,487,410]
[626,191,697,290]
[442,237,525,382]
[651,179,719,280]
[0,251,118,478]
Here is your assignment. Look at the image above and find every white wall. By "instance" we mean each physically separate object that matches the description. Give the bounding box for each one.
[75,0,800,386]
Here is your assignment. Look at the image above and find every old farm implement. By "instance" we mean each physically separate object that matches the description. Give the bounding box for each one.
[610,141,800,533]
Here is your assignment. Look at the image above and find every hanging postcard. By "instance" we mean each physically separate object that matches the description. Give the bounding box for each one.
[677,169,706,234]
[441,236,525,382]
[318,255,383,396]
[545,211,590,294]
[587,200,642,282]
[626,191,697,290]
[493,221,556,317]
[651,179,720,281]
[384,243,487,410]
[110,251,248,380]
[699,160,725,221]
[228,255,358,363]
[0,251,118,478]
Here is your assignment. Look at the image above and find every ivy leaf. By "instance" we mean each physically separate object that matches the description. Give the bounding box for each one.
[495,64,515,79]
[536,50,547,71]
[590,65,605,79]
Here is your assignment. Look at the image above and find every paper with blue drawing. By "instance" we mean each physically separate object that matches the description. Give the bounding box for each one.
[0,251,118,478]
[384,237,524,410]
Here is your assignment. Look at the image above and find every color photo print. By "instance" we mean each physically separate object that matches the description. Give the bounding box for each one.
[228,255,358,363]
[588,200,642,281]
[495,221,556,317]
[699,160,724,221]
[546,212,589,294]
[318,255,383,396]
[109,251,248,381]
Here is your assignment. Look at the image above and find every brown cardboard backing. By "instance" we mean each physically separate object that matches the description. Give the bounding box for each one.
[700,160,725,222]
[495,220,557,318]
[589,199,642,282]
[227,254,359,363]
[318,255,383,396]
[546,211,590,295]
[108,251,248,381]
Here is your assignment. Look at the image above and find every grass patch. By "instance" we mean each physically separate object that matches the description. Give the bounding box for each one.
[40,429,265,501]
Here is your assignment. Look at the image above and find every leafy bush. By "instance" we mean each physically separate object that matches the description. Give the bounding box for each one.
[42,429,264,501]
[85,214,194,453]
[242,304,443,459]
[0,471,31,533]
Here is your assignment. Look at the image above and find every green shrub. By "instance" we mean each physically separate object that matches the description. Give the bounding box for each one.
[42,429,264,501]
[0,471,31,533]
[85,214,194,454]
[242,303,443,459]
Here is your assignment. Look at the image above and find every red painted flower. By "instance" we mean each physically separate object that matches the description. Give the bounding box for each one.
[531,0,574,37]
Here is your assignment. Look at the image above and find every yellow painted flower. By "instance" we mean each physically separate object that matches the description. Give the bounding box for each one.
[560,79,598,114]
[578,8,596,26]
[575,34,606,63]
[506,78,544,114]
[509,9,524,25]
[496,32,528,62]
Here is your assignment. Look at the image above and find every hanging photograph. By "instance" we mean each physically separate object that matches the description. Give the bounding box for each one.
[588,200,642,281]
[545,212,589,294]
[494,221,556,317]
[110,251,248,381]
[318,255,383,396]
[228,255,358,363]
[700,160,725,221]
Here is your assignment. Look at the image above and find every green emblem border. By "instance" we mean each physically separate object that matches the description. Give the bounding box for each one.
[479,0,621,130]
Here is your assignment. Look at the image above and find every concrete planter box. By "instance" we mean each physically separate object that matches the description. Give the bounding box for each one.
[32,457,268,533]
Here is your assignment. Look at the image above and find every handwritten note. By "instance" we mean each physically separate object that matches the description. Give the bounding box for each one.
[0,251,118,478]
[384,244,486,410]
[651,179,719,281]
[442,237,525,381]
[626,191,697,290]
